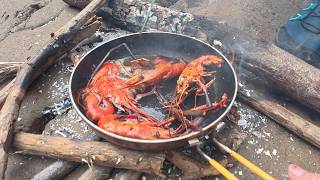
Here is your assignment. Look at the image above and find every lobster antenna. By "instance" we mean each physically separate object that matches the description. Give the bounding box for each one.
[88,43,137,85]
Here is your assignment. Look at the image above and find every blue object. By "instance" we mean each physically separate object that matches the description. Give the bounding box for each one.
[275,0,320,68]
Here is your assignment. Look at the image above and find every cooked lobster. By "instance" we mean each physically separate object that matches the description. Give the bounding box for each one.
[82,55,186,139]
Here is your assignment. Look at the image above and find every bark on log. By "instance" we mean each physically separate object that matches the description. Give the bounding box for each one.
[78,165,112,180]
[238,92,320,149]
[71,0,320,114]
[0,0,105,179]
[166,151,227,179]
[13,132,166,176]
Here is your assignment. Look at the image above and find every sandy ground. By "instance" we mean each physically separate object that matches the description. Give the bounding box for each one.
[0,0,319,179]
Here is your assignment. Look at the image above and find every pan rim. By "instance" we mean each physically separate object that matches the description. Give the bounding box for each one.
[69,31,238,144]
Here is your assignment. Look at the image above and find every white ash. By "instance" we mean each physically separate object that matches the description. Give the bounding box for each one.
[235,101,268,132]
[238,170,243,176]
[46,61,72,101]
[264,150,272,158]
[289,136,294,141]
[256,148,263,154]
[43,108,94,140]
[213,40,223,47]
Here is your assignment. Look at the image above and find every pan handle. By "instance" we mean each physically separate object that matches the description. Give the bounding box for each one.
[196,146,239,180]
[189,139,238,180]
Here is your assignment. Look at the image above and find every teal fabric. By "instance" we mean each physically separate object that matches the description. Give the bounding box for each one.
[275,0,320,68]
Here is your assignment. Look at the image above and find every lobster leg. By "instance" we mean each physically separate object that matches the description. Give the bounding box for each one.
[89,43,137,85]
[196,77,212,108]
[183,93,228,117]
[150,116,176,127]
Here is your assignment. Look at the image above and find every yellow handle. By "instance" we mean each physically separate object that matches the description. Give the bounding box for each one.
[230,151,276,180]
[209,159,239,180]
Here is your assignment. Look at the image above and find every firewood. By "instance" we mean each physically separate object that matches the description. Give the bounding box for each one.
[166,151,228,179]
[0,0,105,178]
[13,132,166,176]
[78,166,112,180]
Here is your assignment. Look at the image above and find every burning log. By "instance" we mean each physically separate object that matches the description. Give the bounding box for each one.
[13,132,166,176]
[0,0,105,178]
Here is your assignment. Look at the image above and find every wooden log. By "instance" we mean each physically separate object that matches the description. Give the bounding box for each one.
[78,166,112,180]
[0,0,105,178]
[238,92,320,148]
[13,132,166,176]
[166,151,227,179]
[68,0,320,114]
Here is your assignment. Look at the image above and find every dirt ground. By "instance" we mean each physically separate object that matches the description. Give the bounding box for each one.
[0,0,319,179]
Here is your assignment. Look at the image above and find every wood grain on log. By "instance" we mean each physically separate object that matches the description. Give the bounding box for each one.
[13,132,165,176]
[0,0,105,178]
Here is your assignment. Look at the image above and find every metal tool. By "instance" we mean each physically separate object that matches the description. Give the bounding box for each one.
[213,138,275,180]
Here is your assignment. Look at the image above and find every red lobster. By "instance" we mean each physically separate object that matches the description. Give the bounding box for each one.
[82,53,186,140]
[159,55,228,134]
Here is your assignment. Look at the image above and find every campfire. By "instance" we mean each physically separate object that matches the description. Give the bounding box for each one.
[0,0,319,179]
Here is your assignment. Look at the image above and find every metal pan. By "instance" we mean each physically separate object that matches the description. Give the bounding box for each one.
[69,32,238,150]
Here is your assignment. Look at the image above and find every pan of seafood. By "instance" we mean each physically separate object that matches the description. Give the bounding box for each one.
[69,32,238,150]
